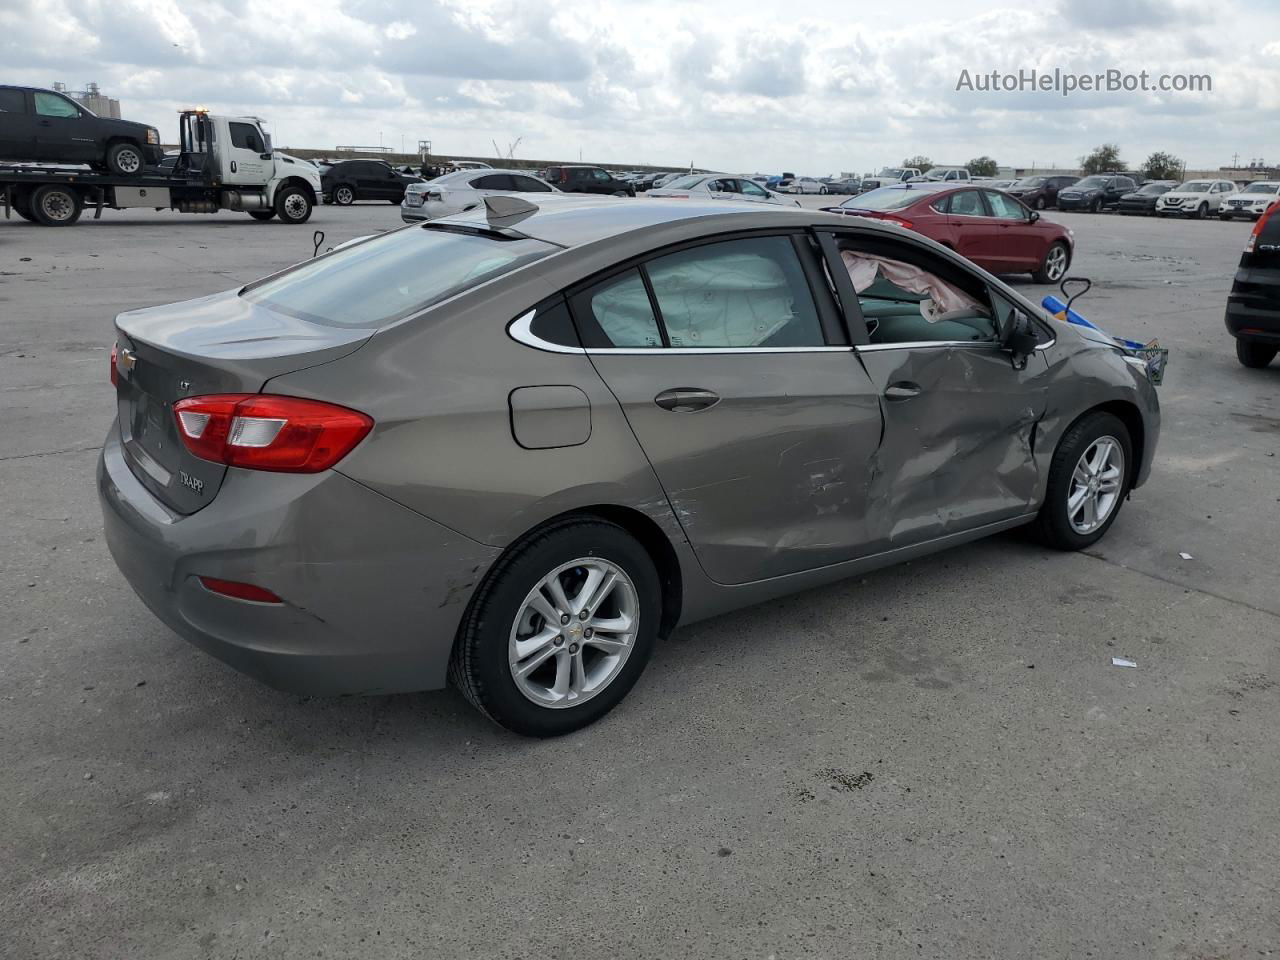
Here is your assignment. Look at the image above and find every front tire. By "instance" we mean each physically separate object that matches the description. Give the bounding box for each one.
[274,185,312,224]
[449,517,661,737]
[1033,241,1070,283]
[105,141,145,177]
[1193,202,1207,220]
[331,184,355,206]
[1089,197,1102,213]
[30,184,82,226]
[1236,339,1277,369]
[1033,412,1132,550]
[1035,196,1046,210]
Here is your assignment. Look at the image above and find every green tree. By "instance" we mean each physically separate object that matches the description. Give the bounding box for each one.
[1081,143,1124,175]
[1142,151,1184,181]
[966,156,999,177]
[903,155,933,174]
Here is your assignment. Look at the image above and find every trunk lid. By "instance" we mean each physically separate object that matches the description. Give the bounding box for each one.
[114,289,374,514]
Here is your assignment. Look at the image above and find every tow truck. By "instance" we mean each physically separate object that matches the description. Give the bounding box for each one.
[0,109,320,226]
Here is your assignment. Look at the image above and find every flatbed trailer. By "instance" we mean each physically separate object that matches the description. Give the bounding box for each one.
[0,110,320,226]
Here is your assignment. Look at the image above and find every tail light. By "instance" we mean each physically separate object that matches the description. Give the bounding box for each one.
[881,214,914,229]
[173,394,372,473]
[110,342,118,387]
[1246,201,1277,253]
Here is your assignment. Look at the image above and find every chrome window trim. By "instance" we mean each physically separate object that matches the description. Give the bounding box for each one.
[508,308,854,356]
[507,308,587,355]
[856,340,997,352]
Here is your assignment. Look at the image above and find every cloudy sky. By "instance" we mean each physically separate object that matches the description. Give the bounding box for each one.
[3,0,1278,174]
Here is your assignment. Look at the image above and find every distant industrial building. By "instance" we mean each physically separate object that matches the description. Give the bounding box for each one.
[52,81,121,119]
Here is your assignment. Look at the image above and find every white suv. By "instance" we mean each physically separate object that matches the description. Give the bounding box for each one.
[1219,181,1280,221]
[1155,179,1238,219]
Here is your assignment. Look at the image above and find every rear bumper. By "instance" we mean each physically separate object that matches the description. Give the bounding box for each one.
[1225,300,1280,342]
[98,422,499,695]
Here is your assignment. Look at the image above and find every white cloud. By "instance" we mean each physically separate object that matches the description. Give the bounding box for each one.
[3,0,1277,172]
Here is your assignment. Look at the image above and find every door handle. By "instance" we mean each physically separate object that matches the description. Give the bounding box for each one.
[38,120,52,126]
[884,381,922,400]
[654,387,720,413]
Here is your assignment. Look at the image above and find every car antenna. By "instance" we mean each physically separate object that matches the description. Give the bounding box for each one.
[483,195,539,224]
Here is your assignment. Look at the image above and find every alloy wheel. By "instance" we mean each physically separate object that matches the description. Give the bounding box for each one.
[1067,436,1124,534]
[508,557,639,709]
[1045,245,1068,281]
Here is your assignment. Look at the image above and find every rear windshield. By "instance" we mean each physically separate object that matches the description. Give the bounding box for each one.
[664,175,707,189]
[241,225,555,327]
[839,187,922,211]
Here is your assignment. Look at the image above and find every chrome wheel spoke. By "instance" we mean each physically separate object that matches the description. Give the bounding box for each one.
[1067,486,1089,517]
[584,634,628,654]
[514,642,559,679]
[514,624,560,662]
[588,612,634,634]
[551,649,572,698]
[528,591,561,626]
[546,575,573,619]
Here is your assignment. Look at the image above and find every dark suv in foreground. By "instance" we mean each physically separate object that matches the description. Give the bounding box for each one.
[1225,202,1280,368]
[543,165,635,196]
[0,84,162,176]
[320,159,422,205]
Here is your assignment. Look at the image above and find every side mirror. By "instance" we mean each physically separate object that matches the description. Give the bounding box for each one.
[1003,310,1039,370]
[1028,209,1040,223]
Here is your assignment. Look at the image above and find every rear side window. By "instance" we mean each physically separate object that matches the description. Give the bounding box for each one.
[576,269,664,348]
[0,89,25,113]
[512,175,552,192]
[646,236,825,348]
[33,92,79,118]
[241,227,556,328]
[471,174,516,190]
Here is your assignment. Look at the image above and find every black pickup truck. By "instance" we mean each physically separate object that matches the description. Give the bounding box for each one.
[0,84,163,176]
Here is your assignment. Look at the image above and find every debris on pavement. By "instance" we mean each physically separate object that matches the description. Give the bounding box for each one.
[1112,657,1138,668]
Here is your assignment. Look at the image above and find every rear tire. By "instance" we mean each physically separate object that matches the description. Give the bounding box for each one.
[1033,411,1133,551]
[30,184,82,226]
[105,141,145,177]
[248,210,275,221]
[273,185,312,224]
[449,517,661,737]
[1236,339,1277,369]
[331,184,355,206]
[1033,241,1070,283]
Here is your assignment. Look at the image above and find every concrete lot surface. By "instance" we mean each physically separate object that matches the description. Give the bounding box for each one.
[2,200,1278,960]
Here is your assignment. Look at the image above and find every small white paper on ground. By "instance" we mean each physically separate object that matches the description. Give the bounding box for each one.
[1179,552,1193,560]
[1112,657,1137,668]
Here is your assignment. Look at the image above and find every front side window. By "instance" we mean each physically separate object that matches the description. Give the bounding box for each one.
[592,169,611,181]
[33,91,80,118]
[512,175,553,192]
[984,191,1026,220]
[837,240,996,345]
[241,227,555,328]
[228,122,265,153]
[645,236,824,349]
[739,180,769,198]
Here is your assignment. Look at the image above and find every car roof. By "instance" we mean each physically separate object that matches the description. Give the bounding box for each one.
[435,168,549,182]
[433,195,828,247]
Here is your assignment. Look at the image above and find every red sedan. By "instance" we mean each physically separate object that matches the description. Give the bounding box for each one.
[822,183,1074,282]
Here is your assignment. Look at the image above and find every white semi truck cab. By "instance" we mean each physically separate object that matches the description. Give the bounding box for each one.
[0,109,322,226]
